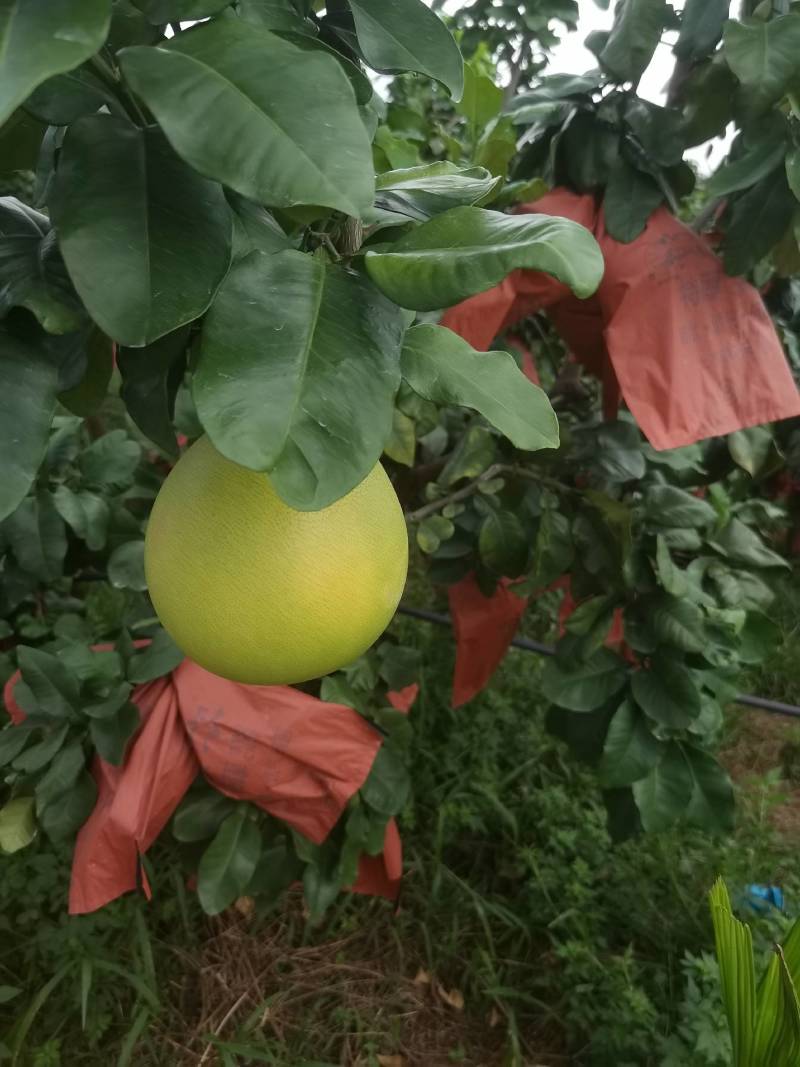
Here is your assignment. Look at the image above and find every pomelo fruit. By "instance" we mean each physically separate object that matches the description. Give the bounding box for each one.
[144,436,408,685]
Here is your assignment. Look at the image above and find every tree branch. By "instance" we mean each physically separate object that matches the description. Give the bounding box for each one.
[404,463,578,523]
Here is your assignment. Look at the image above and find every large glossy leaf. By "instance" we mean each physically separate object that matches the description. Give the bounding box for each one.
[237,0,313,31]
[456,60,502,132]
[599,698,664,788]
[24,66,115,126]
[4,491,67,580]
[400,324,558,451]
[710,518,789,570]
[683,746,734,833]
[724,14,800,113]
[17,645,79,718]
[707,132,787,198]
[643,485,716,528]
[631,652,701,728]
[0,327,58,522]
[196,249,406,509]
[365,205,603,312]
[347,0,463,99]
[127,628,184,683]
[118,327,189,456]
[603,157,663,243]
[173,790,236,843]
[478,510,529,577]
[368,162,501,228]
[0,109,45,175]
[38,770,96,840]
[0,198,82,334]
[721,167,797,276]
[542,649,628,712]
[89,701,139,766]
[197,808,262,915]
[133,0,232,21]
[51,115,232,348]
[632,741,692,831]
[361,747,410,817]
[0,0,111,127]
[674,0,729,61]
[649,593,706,653]
[598,0,668,84]
[53,483,110,552]
[119,19,374,216]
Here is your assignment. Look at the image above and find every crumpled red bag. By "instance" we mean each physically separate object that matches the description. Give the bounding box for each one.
[449,574,529,707]
[442,188,800,449]
[3,656,405,913]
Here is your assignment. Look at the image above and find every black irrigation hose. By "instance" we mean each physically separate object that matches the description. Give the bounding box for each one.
[397,604,800,720]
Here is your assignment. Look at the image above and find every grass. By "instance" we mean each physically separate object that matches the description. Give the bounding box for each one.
[2,578,800,1065]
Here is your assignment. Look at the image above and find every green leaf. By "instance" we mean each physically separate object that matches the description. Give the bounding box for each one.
[0,0,112,127]
[478,510,529,577]
[723,13,800,113]
[532,506,574,586]
[127,628,184,683]
[173,789,236,843]
[603,157,663,243]
[369,162,501,228]
[52,486,110,552]
[303,856,342,922]
[0,109,45,176]
[58,328,114,418]
[80,429,141,489]
[0,796,35,853]
[133,0,232,20]
[246,839,303,900]
[674,0,729,60]
[383,407,416,466]
[710,518,789,570]
[644,485,716,528]
[3,491,66,580]
[722,167,797,276]
[197,808,262,915]
[599,698,664,788]
[17,645,79,719]
[542,648,628,712]
[655,535,688,597]
[649,593,706,653]
[89,701,139,765]
[35,742,85,812]
[118,328,188,457]
[728,425,773,477]
[738,611,781,665]
[456,60,503,133]
[237,0,312,31]
[24,65,115,126]
[227,192,295,258]
[416,514,454,553]
[0,725,35,768]
[0,985,22,1004]
[347,0,463,99]
[365,205,603,312]
[632,741,692,831]
[631,652,701,728]
[440,423,496,485]
[709,877,757,1067]
[598,0,668,84]
[683,745,734,833]
[38,769,96,840]
[119,19,374,216]
[51,115,232,348]
[277,30,374,107]
[12,724,69,773]
[196,249,406,510]
[787,147,800,203]
[400,324,558,452]
[707,135,787,199]
[0,198,82,333]
[108,541,147,592]
[83,682,132,720]
[361,746,410,816]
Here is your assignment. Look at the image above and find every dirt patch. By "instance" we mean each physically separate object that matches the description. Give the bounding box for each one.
[722,709,800,841]
[157,889,563,1067]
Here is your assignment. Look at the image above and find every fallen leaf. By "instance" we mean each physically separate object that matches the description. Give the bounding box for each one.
[377,1056,407,1067]
[489,1005,503,1028]
[436,983,464,1010]
[234,896,255,918]
[413,968,431,986]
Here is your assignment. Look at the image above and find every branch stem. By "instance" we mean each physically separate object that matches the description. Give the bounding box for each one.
[404,463,578,523]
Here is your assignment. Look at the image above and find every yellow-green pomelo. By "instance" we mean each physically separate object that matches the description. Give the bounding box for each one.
[144,437,408,685]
